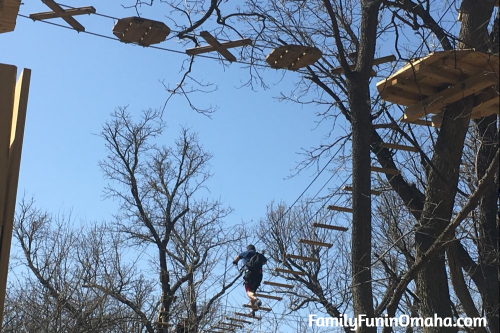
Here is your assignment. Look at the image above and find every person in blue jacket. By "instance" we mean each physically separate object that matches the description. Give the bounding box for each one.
[233,245,267,316]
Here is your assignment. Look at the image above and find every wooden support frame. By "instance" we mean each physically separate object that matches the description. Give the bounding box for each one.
[30,0,94,31]
[226,317,252,324]
[274,268,306,276]
[299,239,333,248]
[402,72,498,122]
[370,166,400,175]
[254,293,283,301]
[343,185,382,195]
[263,281,294,289]
[326,205,353,213]
[234,312,261,320]
[243,304,272,312]
[379,142,419,152]
[185,31,252,62]
[312,223,348,232]
[286,254,319,262]
[0,64,31,326]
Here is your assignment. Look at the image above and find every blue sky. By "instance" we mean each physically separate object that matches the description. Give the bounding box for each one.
[2,1,345,226]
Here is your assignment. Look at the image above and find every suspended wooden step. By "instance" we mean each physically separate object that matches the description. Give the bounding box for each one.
[211,326,235,332]
[286,254,319,262]
[377,50,499,121]
[29,0,94,32]
[401,113,443,128]
[113,17,170,46]
[0,0,22,33]
[186,31,252,62]
[274,268,306,276]
[219,322,243,329]
[154,321,170,326]
[235,312,261,320]
[226,317,252,324]
[327,205,353,213]
[379,142,418,152]
[243,304,272,312]
[298,239,333,248]
[312,223,348,232]
[205,331,225,333]
[370,166,400,175]
[266,45,322,70]
[263,281,294,289]
[254,293,283,301]
[343,185,382,195]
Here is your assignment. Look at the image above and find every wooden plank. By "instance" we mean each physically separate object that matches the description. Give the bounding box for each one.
[436,57,486,75]
[226,317,252,324]
[219,322,243,328]
[286,254,319,262]
[331,65,377,76]
[403,113,443,128]
[186,38,252,56]
[266,45,322,70]
[403,72,498,121]
[388,78,439,97]
[326,205,353,213]
[370,166,400,175]
[342,185,382,195]
[414,63,465,84]
[254,293,283,301]
[471,88,499,117]
[242,304,272,311]
[274,268,306,276]
[372,54,397,66]
[29,6,96,20]
[0,66,30,326]
[263,281,294,288]
[298,239,333,248]
[41,0,85,31]
[234,312,261,320]
[379,142,419,152]
[198,31,236,62]
[473,105,499,118]
[379,86,424,106]
[312,223,348,231]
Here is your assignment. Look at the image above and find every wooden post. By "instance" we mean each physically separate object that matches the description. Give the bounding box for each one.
[0,63,31,327]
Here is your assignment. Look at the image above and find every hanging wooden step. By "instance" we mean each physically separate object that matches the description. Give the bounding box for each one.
[266,45,322,70]
[298,239,333,248]
[186,31,252,62]
[342,185,382,195]
[274,268,306,276]
[219,322,243,328]
[226,317,252,324]
[379,143,419,152]
[263,281,294,288]
[113,16,170,46]
[401,113,443,128]
[211,326,235,332]
[255,293,283,301]
[312,223,348,232]
[370,166,400,175]
[235,312,261,320]
[0,0,22,33]
[286,254,319,262]
[331,54,395,76]
[326,205,353,213]
[243,304,272,312]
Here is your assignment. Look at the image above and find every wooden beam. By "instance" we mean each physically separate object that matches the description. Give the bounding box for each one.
[326,205,353,213]
[185,31,252,62]
[242,304,272,311]
[254,293,283,301]
[234,312,261,320]
[387,78,439,97]
[263,281,294,288]
[226,317,252,324]
[39,0,87,31]
[400,115,442,128]
[372,54,397,66]
[0,65,31,326]
[219,322,243,328]
[29,6,95,20]
[312,223,348,231]
[286,254,319,262]
[379,142,419,152]
[370,166,400,175]
[274,268,306,276]
[403,72,498,121]
[298,239,333,248]
[331,65,377,76]
[343,185,382,195]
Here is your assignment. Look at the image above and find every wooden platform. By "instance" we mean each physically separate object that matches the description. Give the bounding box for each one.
[266,45,322,70]
[113,16,170,46]
[376,50,499,123]
[0,0,21,33]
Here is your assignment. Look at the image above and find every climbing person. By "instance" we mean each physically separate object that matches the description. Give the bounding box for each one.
[233,244,267,317]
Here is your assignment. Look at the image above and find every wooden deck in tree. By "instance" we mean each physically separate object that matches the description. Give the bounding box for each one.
[376,50,499,121]
[0,0,21,33]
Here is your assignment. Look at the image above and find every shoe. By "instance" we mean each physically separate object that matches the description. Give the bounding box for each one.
[255,299,262,307]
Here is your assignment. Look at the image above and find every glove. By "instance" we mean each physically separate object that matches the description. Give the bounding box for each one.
[232,259,238,266]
